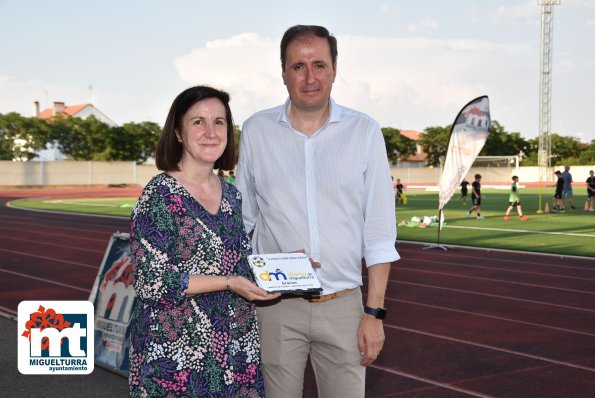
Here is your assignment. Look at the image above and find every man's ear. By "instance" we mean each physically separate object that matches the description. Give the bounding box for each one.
[332,62,337,83]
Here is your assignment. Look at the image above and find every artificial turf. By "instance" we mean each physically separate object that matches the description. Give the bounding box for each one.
[8,188,595,258]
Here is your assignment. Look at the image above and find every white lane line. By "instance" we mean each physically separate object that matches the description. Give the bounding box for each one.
[387,297,595,338]
[0,268,90,292]
[369,365,493,398]
[397,267,595,295]
[392,280,595,313]
[385,324,595,373]
[398,257,595,282]
[0,235,104,254]
[0,248,98,269]
[445,225,595,238]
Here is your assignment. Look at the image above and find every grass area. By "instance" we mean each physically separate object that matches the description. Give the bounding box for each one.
[9,197,137,217]
[8,188,595,257]
[397,187,595,257]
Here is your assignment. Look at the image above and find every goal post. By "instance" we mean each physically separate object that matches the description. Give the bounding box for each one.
[471,155,519,169]
[466,155,520,183]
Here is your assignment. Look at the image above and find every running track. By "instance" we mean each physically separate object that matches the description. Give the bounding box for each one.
[1,188,594,397]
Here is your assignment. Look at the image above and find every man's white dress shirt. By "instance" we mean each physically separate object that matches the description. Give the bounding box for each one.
[236,98,399,294]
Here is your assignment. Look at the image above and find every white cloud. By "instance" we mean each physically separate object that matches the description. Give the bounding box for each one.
[0,75,78,118]
[567,0,595,11]
[492,1,539,22]
[407,17,439,33]
[173,33,287,124]
[380,3,397,15]
[4,27,591,143]
[173,33,546,139]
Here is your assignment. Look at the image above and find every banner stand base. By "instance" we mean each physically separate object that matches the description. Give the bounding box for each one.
[423,244,448,251]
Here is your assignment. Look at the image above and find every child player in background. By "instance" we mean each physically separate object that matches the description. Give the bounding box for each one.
[504,176,528,221]
[553,170,564,212]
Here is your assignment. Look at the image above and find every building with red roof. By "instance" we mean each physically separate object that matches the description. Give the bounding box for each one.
[398,130,427,167]
[35,101,117,127]
[32,101,118,160]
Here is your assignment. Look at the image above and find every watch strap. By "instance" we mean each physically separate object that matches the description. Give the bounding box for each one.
[363,306,387,320]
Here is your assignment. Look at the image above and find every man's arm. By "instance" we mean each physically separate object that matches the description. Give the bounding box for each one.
[234,124,257,235]
[358,124,399,366]
[358,262,391,366]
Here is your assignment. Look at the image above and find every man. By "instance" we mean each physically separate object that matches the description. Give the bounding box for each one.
[553,170,564,212]
[562,165,577,209]
[236,25,399,398]
[587,170,595,212]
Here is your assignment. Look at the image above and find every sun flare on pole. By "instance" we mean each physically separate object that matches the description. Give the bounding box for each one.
[537,0,560,213]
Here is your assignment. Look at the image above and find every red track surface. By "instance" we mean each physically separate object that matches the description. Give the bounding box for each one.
[1,188,594,397]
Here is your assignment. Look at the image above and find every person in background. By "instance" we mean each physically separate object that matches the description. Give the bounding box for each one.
[586,170,595,212]
[128,85,279,398]
[395,178,405,205]
[553,170,564,212]
[504,175,528,221]
[226,170,236,184]
[236,25,399,398]
[562,165,577,209]
[467,174,484,219]
[460,180,469,204]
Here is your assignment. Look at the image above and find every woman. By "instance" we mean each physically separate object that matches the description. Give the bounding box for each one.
[128,86,279,397]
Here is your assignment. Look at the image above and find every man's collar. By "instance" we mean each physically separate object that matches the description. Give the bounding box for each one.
[279,97,342,126]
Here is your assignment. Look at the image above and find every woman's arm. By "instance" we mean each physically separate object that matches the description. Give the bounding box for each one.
[185,274,280,301]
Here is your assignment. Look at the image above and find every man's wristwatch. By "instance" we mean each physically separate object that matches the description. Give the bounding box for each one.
[363,306,387,320]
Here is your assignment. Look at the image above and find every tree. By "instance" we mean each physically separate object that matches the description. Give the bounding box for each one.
[381,127,417,164]
[525,133,582,166]
[49,115,111,160]
[93,121,161,162]
[420,120,534,167]
[480,121,530,158]
[0,112,51,160]
[419,125,451,167]
[579,140,595,164]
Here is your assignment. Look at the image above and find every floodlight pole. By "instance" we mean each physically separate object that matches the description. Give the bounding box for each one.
[537,0,560,213]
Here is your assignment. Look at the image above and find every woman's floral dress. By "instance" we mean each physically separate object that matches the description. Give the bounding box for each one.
[128,173,264,398]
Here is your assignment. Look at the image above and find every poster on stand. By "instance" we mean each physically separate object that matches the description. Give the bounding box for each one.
[89,232,136,376]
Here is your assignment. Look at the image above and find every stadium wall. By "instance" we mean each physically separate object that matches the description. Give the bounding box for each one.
[0,161,592,188]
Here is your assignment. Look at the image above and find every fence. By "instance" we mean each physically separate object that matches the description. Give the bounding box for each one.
[0,161,593,188]
[391,165,594,187]
[0,161,158,187]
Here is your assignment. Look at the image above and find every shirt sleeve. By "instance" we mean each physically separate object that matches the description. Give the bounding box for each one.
[129,187,189,308]
[235,124,258,235]
[362,124,400,267]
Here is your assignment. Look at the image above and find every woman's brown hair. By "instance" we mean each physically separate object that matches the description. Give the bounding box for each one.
[155,85,235,171]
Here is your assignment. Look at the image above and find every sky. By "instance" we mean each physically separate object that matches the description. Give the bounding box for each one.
[1,0,594,143]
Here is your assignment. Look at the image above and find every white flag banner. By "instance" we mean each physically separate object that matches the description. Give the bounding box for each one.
[438,96,491,212]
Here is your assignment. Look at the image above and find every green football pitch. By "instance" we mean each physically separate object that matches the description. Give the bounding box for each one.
[395,188,594,258]
[9,188,595,257]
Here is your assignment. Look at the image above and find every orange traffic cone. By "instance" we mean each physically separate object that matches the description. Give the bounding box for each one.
[585,200,590,211]
[544,202,550,213]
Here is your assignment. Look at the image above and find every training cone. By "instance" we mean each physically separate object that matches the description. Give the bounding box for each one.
[585,200,590,211]
[544,202,550,213]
